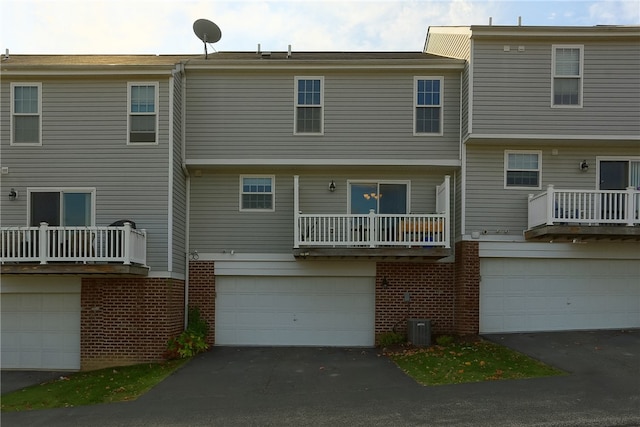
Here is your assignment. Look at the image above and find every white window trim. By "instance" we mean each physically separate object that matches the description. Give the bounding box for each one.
[551,44,583,108]
[127,82,159,145]
[239,175,276,212]
[413,76,444,136]
[10,82,43,146]
[294,76,324,136]
[27,187,97,226]
[504,150,542,190]
[347,179,412,214]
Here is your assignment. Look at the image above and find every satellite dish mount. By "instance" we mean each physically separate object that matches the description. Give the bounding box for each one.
[193,19,222,59]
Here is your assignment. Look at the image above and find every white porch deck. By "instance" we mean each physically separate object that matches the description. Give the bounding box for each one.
[528,185,640,229]
[294,176,451,250]
[0,222,147,266]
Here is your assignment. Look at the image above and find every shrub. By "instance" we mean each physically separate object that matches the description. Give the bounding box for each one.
[435,335,455,346]
[164,306,210,360]
[377,331,406,347]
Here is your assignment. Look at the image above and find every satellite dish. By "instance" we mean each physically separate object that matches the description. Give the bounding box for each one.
[193,19,222,59]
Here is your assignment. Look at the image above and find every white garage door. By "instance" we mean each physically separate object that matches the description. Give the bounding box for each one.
[480,259,640,333]
[1,278,81,370]
[216,276,375,346]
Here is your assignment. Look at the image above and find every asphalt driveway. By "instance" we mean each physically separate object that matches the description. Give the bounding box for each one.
[2,329,639,426]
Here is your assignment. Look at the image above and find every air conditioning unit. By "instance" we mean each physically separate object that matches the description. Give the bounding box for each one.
[407,319,431,347]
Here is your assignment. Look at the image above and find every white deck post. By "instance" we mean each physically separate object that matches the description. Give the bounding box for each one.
[38,222,48,264]
[368,209,376,248]
[123,222,132,265]
[546,185,555,225]
[443,175,451,248]
[625,187,635,226]
[294,175,300,248]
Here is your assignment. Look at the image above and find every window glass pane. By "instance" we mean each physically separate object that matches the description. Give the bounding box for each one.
[506,171,539,187]
[130,116,156,142]
[508,153,538,169]
[297,79,320,106]
[554,79,579,105]
[131,85,155,113]
[296,107,321,133]
[416,79,440,106]
[30,192,60,226]
[14,86,38,114]
[14,116,39,143]
[555,48,580,76]
[350,183,378,214]
[379,184,407,214]
[415,107,440,133]
[63,193,91,226]
[242,194,273,210]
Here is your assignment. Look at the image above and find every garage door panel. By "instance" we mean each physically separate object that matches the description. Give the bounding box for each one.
[216,276,375,347]
[1,292,80,370]
[481,258,640,333]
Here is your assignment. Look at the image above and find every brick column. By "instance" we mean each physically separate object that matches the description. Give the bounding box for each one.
[188,261,216,345]
[454,241,480,335]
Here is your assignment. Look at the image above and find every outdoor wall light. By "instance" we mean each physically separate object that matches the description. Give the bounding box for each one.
[381,277,390,289]
[8,188,17,201]
[329,180,336,192]
[580,160,589,171]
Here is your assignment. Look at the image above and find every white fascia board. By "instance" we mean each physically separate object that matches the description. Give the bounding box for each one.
[466,133,640,142]
[186,158,462,167]
[2,69,174,77]
[478,241,640,260]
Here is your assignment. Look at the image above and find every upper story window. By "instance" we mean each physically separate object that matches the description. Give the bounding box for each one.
[552,45,583,107]
[240,176,275,211]
[11,83,42,146]
[128,82,158,144]
[29,188,95,226]
[414,77,443,135]
[504,151,542,189]
[294,77,323,134]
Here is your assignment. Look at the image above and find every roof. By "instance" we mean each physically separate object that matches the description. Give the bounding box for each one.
[1,51,465,75]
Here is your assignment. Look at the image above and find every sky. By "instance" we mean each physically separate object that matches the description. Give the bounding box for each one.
[0,0,638,55]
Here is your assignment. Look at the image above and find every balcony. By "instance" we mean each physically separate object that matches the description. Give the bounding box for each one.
[525,185,640,242]
[0,222,148,275]
[293,176,451,258]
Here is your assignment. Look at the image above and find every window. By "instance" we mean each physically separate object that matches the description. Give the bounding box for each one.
[552,45,583,107]
[295,77,323,134]
[128,83,158,144]
[29,189,94,226]
[349,181,409,214]
[240,176,275,211]
[504,151,542,189]
[414,77,443,135]
[11,83,42,145]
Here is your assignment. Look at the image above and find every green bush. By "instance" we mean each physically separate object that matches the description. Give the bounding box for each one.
[164,306,210,360]
[377,331,406,347]
[435,335,455,346]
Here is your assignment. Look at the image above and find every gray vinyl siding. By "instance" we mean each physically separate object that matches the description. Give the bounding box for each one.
[171,73,187,274]
[189,169,454,254]
[464,145,640,235]
[470,40,640,136]
[185,71,461,160]
[0,77,172,270]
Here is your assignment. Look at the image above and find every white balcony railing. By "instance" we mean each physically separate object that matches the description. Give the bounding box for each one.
[0,222,147,266]
[294,176,451,249]
[296,212,449,248]
[528,185,640,229]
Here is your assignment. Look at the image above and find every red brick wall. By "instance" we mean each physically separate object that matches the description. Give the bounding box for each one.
[454,241,480,334]
[81,278,185,370]
[375,262,456,339]
[188,261,216,345]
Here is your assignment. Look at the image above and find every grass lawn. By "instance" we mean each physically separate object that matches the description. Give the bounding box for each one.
[1,359,188,412]
[385,338,564,385]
